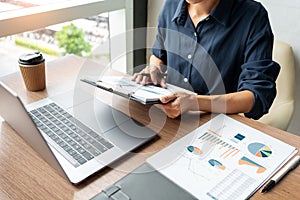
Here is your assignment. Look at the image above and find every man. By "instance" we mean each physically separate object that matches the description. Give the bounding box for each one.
[132,0,280,119]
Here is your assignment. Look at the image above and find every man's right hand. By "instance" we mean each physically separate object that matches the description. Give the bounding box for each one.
[131,55,167,88]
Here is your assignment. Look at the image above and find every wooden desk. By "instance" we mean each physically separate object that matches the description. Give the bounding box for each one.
[0,55,299,199]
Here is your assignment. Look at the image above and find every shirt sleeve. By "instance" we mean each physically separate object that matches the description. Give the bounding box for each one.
[238,4,280,119]
[239,60,280,119]
[151,27,168,64]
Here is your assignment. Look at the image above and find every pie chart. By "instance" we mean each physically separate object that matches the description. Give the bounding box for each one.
[248,142,272,158]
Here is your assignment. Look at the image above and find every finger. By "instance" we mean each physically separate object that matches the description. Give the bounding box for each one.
[160,77,167,88]
[139,67,151,84]
[156,104,173,118]
[134,73,142,84]
[150,68,158,85]
[160,103,180,119]
[141,75,150,85]
[160,93,177,103]
[132,72,140,81]
[137,68,149,84]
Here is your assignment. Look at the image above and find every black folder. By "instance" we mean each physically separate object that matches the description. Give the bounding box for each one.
[90,163,197,200]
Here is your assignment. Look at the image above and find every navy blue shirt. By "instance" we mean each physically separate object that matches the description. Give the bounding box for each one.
[151,0,280,119]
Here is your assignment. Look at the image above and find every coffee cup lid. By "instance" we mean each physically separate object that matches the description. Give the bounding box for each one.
[19,52,45,65]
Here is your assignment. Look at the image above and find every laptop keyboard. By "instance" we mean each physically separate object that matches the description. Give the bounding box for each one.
[29,102,114,168]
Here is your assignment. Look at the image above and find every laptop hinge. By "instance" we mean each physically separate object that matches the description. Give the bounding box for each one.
[103,185,130,200]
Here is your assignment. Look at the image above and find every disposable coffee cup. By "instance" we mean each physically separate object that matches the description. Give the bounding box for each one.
[19,52,46,91]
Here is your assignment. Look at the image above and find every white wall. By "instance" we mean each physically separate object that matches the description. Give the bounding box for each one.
[147,0,300,135]
[146,0,165,60]
[257,0,300,135]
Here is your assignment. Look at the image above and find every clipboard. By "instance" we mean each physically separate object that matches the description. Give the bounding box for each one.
[81,76,196,105]
[80,78,163,105]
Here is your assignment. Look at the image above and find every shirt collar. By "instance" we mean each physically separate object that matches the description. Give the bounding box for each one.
[172,0,235,27]
[211,0,235,27]
[172,0,188,26]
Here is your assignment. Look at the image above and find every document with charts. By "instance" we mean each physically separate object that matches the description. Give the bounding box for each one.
[147,114,298,200]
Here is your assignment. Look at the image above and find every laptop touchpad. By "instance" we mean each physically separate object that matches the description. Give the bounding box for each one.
[71,98,130,133]
[50,89,130,133]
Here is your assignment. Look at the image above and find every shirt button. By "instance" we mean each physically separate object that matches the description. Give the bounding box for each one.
[194,32,197,37]
[183,78,188,83]
[187,54,192,59]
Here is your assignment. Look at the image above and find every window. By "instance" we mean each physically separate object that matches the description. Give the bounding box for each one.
[0,0,134,76]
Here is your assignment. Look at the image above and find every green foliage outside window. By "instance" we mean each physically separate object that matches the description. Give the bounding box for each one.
[55,23,92,56]
[15,37,60,56]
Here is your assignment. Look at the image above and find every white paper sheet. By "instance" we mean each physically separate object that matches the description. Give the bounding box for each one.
[147,114,298,200]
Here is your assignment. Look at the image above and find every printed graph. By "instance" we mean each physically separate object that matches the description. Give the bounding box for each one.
[231,133,245,143]
[208,159,226,170]
[187,146,203,156]
[198,130,240,159]
[238,156,266,173]
[248,142,272,158]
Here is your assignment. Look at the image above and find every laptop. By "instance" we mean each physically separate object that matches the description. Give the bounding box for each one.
[0,81,157,184]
